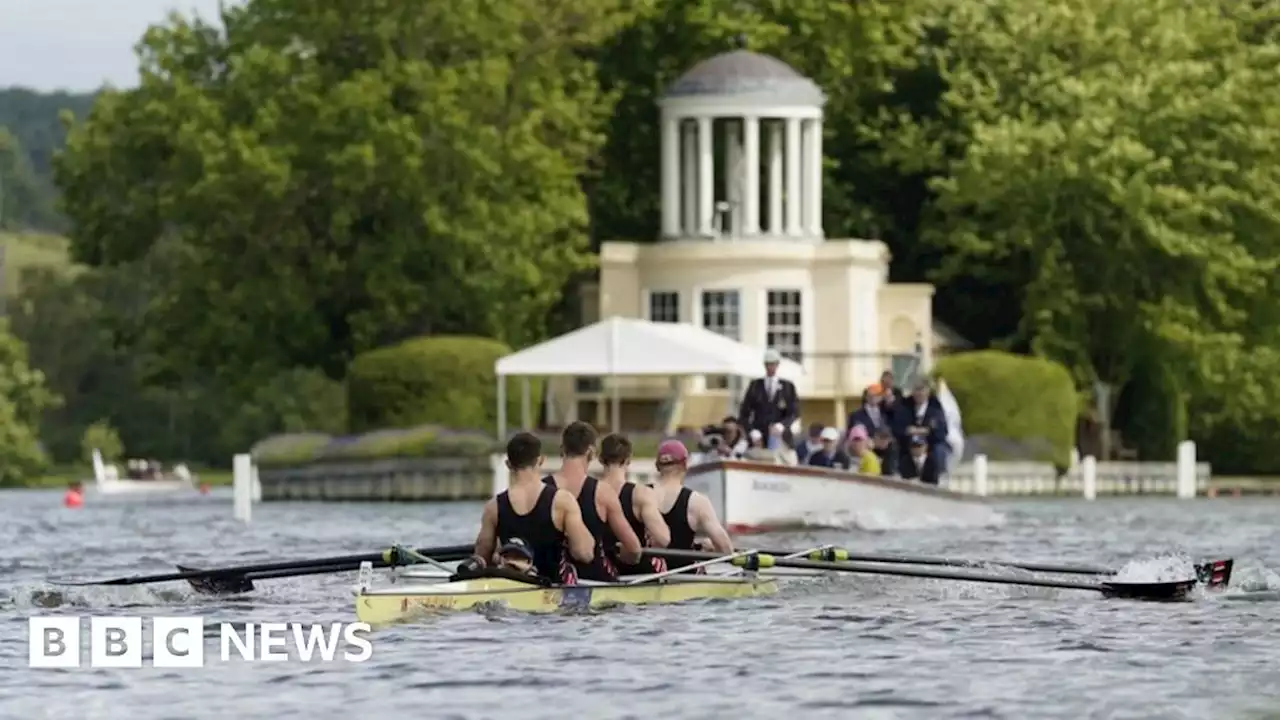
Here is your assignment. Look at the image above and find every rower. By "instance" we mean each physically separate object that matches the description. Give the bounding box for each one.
[652,439,733,570]
[474,432,595,583]
[598,433,670,575]
[543,421,643,580]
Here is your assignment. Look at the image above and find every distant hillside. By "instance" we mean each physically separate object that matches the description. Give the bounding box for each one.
[0,232,75,298]
[0,88,98,233]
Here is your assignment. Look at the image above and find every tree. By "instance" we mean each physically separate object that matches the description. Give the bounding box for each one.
[0,128,58,231]
[881,0,1280,427]
[0,88,97,232]
[0,319,58,484]
[56,0,633,386]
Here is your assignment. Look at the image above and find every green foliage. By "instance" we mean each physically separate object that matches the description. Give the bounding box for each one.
[252,425,698,467]
[1115,357,1187,461]
[0,319,57,484]
[0,88,97,232]
[55,0,632,386]
[346,336,539,433]
[934,350,1077,468]
[82,420,124,463]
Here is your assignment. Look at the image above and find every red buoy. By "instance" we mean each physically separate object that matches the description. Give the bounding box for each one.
[198,483,210,495]
[63,488,83,508]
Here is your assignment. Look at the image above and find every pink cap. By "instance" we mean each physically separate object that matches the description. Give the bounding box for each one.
[656,439,689,465]
[848,424,869,441]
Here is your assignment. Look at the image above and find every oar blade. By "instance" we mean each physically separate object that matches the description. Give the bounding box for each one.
[1195,559,1233,590]
[1099,579,1196,602]
[176,565,255,595]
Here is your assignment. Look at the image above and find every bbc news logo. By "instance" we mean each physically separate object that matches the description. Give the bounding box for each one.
[28,617,374,667]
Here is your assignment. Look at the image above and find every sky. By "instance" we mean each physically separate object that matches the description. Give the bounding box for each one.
[0,0,229,91]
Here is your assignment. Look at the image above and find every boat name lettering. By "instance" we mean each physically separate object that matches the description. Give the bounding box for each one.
[412,596,457,609]
[751,478,791,493]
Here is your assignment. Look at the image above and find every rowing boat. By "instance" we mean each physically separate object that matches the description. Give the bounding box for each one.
[355,572,778,624]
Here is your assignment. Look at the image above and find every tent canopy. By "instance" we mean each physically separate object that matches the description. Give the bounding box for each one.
[494,317,805,378]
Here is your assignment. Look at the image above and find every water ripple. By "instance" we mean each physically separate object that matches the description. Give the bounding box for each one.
[1,490,1279,719]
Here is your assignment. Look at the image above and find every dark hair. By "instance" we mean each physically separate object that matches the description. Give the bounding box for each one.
[506,432,542,470]
[561,421,598,458]
[599,433,633,466]
[722,416,738,425]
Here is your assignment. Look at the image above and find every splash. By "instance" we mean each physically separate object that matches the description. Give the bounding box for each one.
[1109,553,1198,583]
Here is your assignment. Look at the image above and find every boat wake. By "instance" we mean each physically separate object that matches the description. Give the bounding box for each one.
[841,509,1008,532]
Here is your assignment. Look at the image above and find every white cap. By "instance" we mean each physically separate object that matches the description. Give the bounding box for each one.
[763,348,781,364]
[769,422,784,433]
[749,429,763,440]
[820,427,840,441]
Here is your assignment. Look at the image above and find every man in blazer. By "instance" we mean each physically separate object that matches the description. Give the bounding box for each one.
[738,348,799,437]
[900,436,941,485]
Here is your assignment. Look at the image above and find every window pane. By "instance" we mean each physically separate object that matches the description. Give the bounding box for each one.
[765,289,802,362]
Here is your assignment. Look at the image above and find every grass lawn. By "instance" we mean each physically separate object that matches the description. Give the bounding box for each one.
[16,466,232,489]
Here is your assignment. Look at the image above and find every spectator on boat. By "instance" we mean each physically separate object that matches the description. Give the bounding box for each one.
[738,348,799,437]
[879,370,902,413]
[872,427,899,477]
[893,376,949,473]
[745,423,798,465]
[846,425,881,475]
[795,422,824,463]
[806,427,852,470]
[747,428,764,450]
[900,436,941,485]
[720,417,749,457]
[848,384,892,438]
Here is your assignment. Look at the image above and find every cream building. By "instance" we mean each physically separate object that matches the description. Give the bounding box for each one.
[553,50,945,431]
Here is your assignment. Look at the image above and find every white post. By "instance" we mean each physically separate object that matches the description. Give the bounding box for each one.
[682,121,697,237]
[698,116,715,236]
[520,377,532,429]
[251,463,261,502]
[806,119,823,236]
[91,449,106,483]
[1176,440,1196,499]
[496,375,507,439]
[491,453,508,497]
[1082,455,1097,500]
[785,117,802,236]
[768,121,783,235]
[233,453,253,523]
[660,115,680,237]
[973,453,988,497]
[743,116,760,235]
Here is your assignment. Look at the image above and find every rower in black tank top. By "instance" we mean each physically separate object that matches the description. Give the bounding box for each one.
[661,486,702,571]
[495,483,576,584]
[609,484,666,575]
[544,475,617,581]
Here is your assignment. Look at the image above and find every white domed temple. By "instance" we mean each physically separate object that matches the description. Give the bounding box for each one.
[507,50,960,433]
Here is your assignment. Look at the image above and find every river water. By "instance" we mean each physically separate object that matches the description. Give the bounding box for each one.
[2,488,1278,720]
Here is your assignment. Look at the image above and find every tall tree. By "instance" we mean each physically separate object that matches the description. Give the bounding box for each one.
[879,0,1280,423]
[56,0,632,386]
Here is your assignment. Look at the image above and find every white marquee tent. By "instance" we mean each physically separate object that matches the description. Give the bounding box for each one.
[494,316,804,437]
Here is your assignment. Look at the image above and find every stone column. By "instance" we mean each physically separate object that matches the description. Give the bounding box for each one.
[725,120,741,235]
[698,116,714,236]
[785,117,802,236]
[768,121,783,235]
[660,115,680,237]
[806,119,824,236]
[682,121,697,236]
[743,116,760,235]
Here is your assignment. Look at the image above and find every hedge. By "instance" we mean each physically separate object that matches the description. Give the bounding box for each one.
[933,350,1077,468]
[346,335,543,434]
[252,427,698,468]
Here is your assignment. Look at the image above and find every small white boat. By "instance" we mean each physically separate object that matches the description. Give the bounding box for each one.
[683,458,1001,533]
[86,449,198,496]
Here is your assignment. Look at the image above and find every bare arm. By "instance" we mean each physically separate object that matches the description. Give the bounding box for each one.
[601,490,643,563]
[689,492,733,554]
[474,499,499,563]
[633,485,670,548]
[553,490,596,563]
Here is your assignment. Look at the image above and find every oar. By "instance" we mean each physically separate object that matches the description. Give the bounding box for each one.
[48,544,475,595]
[752,547,1234,586]
[646,549,1200,601]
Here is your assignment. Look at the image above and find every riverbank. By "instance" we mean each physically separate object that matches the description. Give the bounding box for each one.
[3,466,232,489]
[1208,475,1280,496]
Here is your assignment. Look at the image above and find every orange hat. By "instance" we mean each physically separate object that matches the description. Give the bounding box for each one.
[866,383,883,395]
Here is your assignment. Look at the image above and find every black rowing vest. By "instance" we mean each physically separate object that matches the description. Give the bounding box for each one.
[610,483,667,576]
[544,474,617,581]
[661,486,701,571]
[495,484,576,584]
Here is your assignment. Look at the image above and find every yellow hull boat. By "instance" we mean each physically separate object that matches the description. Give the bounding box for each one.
[356,573,778,625]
